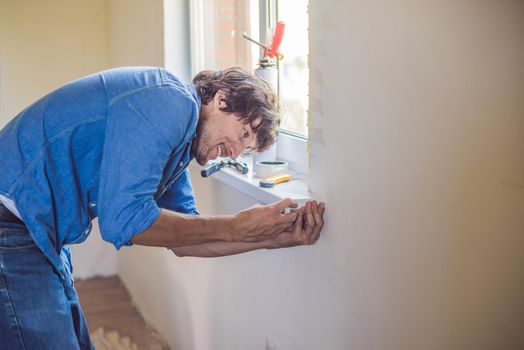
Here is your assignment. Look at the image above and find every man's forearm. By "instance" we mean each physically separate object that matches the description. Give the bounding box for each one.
[131,209,235,247]
[130,198,300,248]
[171,240,274,258]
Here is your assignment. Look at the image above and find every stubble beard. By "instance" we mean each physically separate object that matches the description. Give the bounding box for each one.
[192,122,211,165]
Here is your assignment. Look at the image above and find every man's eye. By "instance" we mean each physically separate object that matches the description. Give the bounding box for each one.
[241,147,254,157]
[242,130,249,139]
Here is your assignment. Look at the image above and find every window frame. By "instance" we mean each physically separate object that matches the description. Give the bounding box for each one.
[263,0,309,173]
[189,0,309,174]
[189,0,206,75]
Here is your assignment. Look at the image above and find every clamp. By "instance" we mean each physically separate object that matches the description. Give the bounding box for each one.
[201,159,249,177]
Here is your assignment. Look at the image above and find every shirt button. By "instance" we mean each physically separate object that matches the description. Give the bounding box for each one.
[88,202,96,208]
[179,161,184,167]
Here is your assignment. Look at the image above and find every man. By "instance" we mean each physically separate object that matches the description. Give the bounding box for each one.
[0,66,325,349]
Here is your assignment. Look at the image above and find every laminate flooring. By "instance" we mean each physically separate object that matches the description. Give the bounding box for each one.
[75,276,170,350]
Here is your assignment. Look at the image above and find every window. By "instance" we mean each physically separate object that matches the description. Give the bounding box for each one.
[189,0,258,73]
[275,0,309,137]
[190,0,309,173]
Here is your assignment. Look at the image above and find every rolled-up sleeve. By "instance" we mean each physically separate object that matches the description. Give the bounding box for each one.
[98,85,193,249]
[156,168,199,215]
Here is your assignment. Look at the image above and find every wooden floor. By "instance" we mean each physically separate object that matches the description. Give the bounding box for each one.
[75,276,170,350]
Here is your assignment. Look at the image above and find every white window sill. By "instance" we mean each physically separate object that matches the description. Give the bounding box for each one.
[201,156,314,205]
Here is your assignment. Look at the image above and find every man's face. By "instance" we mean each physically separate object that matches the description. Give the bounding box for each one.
[192,91,260,165]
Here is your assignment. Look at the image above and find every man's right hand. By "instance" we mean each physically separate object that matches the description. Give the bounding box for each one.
[230,198,299,242]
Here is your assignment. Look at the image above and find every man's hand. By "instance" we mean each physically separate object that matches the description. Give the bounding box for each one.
[268,200,325,249]
[168,200,325,258]
[230,198,299,242]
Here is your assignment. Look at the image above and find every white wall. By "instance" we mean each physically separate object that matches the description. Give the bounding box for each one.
[304,2,524,349]
[119,1,524,350]
[106,0,165,68]
[0,0,108,126]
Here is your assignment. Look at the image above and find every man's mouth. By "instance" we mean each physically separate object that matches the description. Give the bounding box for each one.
[216,144,225,158]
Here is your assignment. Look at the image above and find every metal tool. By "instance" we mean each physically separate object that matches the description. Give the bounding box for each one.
[201,159,249,177]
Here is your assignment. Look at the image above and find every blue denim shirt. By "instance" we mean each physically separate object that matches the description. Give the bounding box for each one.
[0,67,201,279]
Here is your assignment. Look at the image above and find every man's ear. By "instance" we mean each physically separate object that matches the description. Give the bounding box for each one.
[214,90,227,110]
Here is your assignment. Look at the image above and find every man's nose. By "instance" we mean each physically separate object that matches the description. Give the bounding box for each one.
[230,143,244,159]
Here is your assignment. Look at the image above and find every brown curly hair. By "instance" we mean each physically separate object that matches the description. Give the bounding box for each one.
[192,67,280,152]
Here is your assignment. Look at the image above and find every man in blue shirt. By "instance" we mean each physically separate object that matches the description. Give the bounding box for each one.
[0,67,325,349]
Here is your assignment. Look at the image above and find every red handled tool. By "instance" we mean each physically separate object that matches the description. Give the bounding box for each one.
[243,21,285,60]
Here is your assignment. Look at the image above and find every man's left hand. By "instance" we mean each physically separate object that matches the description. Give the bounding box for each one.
[268,200,326,249]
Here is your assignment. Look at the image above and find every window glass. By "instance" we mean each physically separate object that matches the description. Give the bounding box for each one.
[199,0,256,71]
[277,0,309,137]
